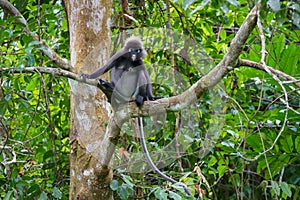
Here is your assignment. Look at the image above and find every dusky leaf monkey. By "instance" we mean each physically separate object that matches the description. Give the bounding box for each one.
[82,37,192,196]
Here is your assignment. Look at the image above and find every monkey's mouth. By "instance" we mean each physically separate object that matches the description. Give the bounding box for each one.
[131,55,136,61]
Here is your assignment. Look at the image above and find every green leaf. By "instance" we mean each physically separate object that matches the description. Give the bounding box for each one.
[25,54,35,66]
[0,100,8,115]
[26,76,40,91]
[3,190,13,200]
[208,156,217,167]
[38,192,48,200]
[292,11,300,28]
[28,40,43,47]
[14,0,28,12]
[226,0,241,7]
[11,167,19,179]
[267,0,281,12]
[271,181,280,196]
[279,135,293,153]
[169,191,182,200]
[52,187,62,199]
[155,188,168,200]
[217,165,227,177]
[274,34,285,62]
[5,93,11,101]
[295,137,300,154]
[121,174,134,187]
[247,134,263,151]
[118,185,129,200]
[280,182,292,197]
[43,150,54,161]
[110,180,119,191]
[183,0,197,10]
[220,29,227,40]
[280,44,299,75]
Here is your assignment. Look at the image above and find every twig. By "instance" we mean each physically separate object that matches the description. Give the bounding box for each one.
[239,59,300,88]
[254,6,289,164]
[0,146,26,165]
[0,66,97,86]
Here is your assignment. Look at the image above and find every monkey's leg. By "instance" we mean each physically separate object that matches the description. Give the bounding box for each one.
[137,118,192,196]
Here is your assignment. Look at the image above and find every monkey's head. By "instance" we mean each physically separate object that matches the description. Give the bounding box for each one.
[124,37,147,61]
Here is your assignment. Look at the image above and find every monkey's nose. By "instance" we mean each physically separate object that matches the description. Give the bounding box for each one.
[131,54,136,61]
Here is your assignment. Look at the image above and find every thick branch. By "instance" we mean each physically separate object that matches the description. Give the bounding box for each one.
[1,5,261,120]
[1,5,261,169]
[103,5,261,164]
[0,0,73,71]
[163,4,259,111]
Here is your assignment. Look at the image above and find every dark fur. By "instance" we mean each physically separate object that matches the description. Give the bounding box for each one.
[82,37,154,106]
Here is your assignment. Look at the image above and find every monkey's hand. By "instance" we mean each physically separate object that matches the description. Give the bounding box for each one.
[98,79,114,101]
[80,73,91,81]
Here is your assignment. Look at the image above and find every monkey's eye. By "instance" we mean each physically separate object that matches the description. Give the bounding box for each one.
[129,48,141,53]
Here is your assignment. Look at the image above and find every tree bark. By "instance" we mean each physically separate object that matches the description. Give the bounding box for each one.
[64,0,113,199]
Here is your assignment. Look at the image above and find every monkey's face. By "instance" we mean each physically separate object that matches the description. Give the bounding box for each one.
[128,48,143,61]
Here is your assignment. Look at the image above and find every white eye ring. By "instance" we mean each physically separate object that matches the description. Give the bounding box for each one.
[129,48,142,53]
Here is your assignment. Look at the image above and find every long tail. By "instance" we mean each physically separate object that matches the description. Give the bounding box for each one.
[137,117,192,196]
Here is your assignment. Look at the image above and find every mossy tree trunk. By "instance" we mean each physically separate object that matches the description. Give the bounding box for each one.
[64,1,113,199]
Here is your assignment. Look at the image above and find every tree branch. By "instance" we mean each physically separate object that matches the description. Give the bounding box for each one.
[1,5,263,167]
[0,0,73,71]
[127,4,260,116]
[0,4,261,119]
[103,5,261,166]
[239,59,300,88]
[0,66,116,101]
[0,67,94,85]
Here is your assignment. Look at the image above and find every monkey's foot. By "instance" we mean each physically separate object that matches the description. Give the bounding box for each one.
[80,73,90,81]
[151,96,163,100]
[135,95,144,107]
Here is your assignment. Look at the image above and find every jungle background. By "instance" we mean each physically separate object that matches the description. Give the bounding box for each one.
[0,0,299,199]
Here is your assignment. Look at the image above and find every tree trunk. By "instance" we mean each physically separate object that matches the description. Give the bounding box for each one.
[64,0,113,199]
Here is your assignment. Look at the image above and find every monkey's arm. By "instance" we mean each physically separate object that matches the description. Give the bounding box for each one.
[82,60,116,79]
[81,50,128,79]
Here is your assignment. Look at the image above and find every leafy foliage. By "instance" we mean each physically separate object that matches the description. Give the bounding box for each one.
[1,0,299,199]
[0,1,69,199]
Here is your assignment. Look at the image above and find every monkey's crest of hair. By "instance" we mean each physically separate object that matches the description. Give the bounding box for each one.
[125,37,143,49]
[124,37,147,56]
